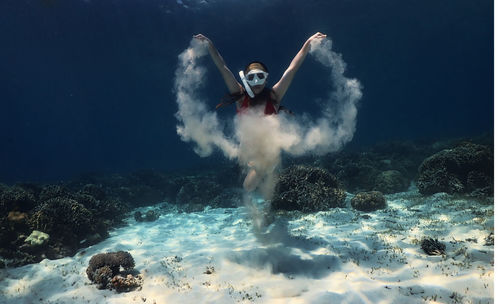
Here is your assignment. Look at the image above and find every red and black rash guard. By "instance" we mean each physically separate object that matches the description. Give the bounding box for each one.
[236,88,278,115]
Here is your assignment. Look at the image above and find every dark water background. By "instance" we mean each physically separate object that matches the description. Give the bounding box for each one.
[0,0,493,183]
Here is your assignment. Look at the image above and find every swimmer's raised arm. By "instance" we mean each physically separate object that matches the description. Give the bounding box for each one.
[272,32,327,103]
[193,34,242,95]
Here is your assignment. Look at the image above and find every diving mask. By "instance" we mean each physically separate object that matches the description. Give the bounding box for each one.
[245,69,268,86]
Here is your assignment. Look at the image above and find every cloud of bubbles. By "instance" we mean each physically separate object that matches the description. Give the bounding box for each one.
[174,37,362,201]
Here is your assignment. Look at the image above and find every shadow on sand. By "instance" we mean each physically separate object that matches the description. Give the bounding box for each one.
[227,218,340,279]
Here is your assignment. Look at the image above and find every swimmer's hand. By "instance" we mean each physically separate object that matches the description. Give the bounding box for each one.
[308,32,327,42]
[193,34,211,44]
[303,32,327,52]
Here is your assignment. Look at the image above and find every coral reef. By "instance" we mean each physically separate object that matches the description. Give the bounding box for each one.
[176,176,223,206]
[86,251,142,291]
[28,198,94,245]
[373,170,409,194]
[1,167,240,267]
[350,191,386,212]
[323,152,381,192]
[0,137,492,268]
[208,188,242,209]
[0,181,130,267]
[318,140,434,193]
[272,165,346,212]
[71,169,181,207]
[417,142,493,196]
[0,184,37,212]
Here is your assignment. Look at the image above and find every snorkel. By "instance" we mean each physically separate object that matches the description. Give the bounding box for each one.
[239,70,255,98]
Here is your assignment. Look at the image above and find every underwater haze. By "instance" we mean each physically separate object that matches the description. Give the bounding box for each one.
[0,0,493,183]
[0,1,494,303]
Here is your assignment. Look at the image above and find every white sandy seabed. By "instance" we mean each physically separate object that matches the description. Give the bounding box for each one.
[0,187,494,304]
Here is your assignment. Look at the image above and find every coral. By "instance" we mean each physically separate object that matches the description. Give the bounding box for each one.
[86,251,140,291]
[105,170,179,207]
[6,211,30,233]
[38,185,72,202]
[214,163,243,188]
[421,238,446,255]
[325,152,380,192]
[208,188,241,208]
[0,217,18,249]
[24,230,50,247]
[93,265,114,289]
[117,184,165,207]
[134,210,159,222]
[315,139,465,193]
[74,192,129,224]
[176,176,223,206]
[417,142,493,195]
[350,191,386,212]
[7,211,28,223]
[0,179,129,267]
[484,233,494,246]
[28,197,95,245]
[87,251,135,278]
[143,210,158,221]
[133,211,142,222]
[0,185,37,213]
[373,170,409,194]
[110,274,144,292]
[272,165,346,212]
[78,184,107,201]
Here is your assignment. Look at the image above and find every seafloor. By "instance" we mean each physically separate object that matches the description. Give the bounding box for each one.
[0,138,494,303]
[0,187,493,303]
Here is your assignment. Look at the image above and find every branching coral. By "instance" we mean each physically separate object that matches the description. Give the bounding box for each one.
[272,165,346,212]
[350,191,387,212]
[28,198,94,242]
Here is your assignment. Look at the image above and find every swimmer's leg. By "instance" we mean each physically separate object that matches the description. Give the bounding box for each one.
[243,168,260,192]
[257,170,277,201]
[243,192,268,234]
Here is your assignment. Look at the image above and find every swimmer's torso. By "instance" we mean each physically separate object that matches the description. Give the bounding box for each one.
[237,88,278,115]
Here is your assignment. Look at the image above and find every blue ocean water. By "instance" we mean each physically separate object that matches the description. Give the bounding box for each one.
[0,0,493,183]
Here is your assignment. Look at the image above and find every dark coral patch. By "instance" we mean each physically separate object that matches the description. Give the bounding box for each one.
[421,238,446,256]
[272,165,346,212]
[86,251,142,292]
[350,191,386,212]
[417,142,493,196]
